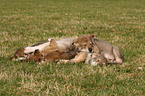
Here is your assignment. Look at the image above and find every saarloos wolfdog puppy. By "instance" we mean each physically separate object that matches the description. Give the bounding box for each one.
[19,43,78,63]
[10,38,74,61]
[58,45,107,66]
[58,34,124,65]
[73,34,124,64]
[38,43,79,63]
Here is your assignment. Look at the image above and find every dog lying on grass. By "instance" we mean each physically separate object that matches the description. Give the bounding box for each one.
[58,34,124,65]
[73,34,124,64]
[10,38,74,61]
[10,34,124,65]
[39,43,79,63]
[19,43,79,63]
[58,45,107,66]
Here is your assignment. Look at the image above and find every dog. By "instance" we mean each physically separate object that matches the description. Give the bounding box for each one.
[10,38,74,61]
[39,43,79,63]
[85,46,107,66]
[73,34,124,64]
[58,45,107,66]
[93,37,124,64]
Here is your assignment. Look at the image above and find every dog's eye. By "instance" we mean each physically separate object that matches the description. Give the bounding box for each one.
[97,59,101,62]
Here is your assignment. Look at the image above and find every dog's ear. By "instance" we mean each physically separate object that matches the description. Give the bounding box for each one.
[93,46,99,53]
[50,39,58,47]
[89,34,96,43]
[34,49,41,55]
[73,38,78,44]
[89,34,96,38]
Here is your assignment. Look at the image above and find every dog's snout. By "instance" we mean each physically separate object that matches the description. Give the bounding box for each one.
[38,58,41,62]
[89,48,93,52]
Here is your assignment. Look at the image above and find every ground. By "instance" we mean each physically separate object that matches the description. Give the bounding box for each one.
[0,0,145,95]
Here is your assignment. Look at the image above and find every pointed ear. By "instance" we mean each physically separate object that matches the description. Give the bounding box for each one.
[34,49,40,55]
[73,38,78,43]
[89,34,96,38]
[93,46,99,53]
[50,39,58,47]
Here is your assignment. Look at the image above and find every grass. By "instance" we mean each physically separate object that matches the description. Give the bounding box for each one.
[0,0,145,95]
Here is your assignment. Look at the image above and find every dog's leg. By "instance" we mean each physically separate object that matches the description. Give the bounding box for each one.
[113,46,124,64]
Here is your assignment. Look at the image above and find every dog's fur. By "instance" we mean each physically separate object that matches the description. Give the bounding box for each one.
[58,45,107,66]
[24,49,43,62]
[10,34,124,64]
[10,47,26,61]
[24,38,74,54]
[39,43,78,63]
[93,37,124,64]
[10,38,74,61]
[73,34,94,52]
[73,34,124,64]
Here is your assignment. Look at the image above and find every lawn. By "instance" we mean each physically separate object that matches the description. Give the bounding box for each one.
[0,0,145,95]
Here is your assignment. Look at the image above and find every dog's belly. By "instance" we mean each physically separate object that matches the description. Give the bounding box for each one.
[24,42,50,54]
[24,38,74,54]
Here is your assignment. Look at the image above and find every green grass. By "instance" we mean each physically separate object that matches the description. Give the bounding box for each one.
[0,0,145,95]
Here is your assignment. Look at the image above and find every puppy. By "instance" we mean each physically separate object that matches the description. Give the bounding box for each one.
[25,38,74,54]
[39,43,79,63]
[73,34,124,64]
[93,37,124,64]
[58,45,107,66]
[10,38,74,61]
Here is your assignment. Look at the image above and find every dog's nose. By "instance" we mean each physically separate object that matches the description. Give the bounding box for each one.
[89,48,93,52]
[38,58,41,62]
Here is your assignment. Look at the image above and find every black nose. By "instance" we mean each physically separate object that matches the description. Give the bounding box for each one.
[89,48,92,52]
[38,58,41,62]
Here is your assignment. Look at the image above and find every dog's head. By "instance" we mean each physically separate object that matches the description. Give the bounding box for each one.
[10,47,27,61]
[91,53,107,66]
[25,49,43,62]
[73,34,95,52]
[39,49,64,63]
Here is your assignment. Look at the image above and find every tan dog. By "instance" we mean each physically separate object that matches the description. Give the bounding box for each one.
[58,45,107,66]
[10,38,74,61]
[39,43,78,63]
